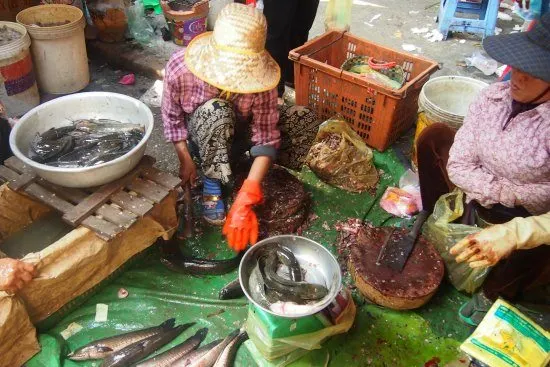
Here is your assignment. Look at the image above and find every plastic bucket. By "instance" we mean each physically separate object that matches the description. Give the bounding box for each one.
[161,0,208,46]
[411,76,487,170]
[0,21,39,116]
[419,76,488,129]
[16,5,89,94]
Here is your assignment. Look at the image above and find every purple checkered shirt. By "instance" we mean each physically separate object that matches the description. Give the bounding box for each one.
[161,49,280,152]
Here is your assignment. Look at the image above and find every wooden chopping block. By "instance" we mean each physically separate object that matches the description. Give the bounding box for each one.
[348,225,444,310]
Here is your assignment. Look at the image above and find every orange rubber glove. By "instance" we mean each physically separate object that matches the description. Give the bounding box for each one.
[223,179,263,251]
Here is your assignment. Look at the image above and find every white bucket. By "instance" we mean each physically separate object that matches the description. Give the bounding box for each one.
[16,5,89,94]
[0,21,40,117]
[419,76,488,129]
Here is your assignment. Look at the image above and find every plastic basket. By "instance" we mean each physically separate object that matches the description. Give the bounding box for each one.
[289,31,439,151]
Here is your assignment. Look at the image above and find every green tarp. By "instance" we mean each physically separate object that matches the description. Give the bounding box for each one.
[27,149,471,367]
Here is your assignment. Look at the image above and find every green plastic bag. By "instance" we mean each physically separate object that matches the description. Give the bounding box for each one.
[245,291,356,362]
[422,190,490,294]
[324,0,352,31]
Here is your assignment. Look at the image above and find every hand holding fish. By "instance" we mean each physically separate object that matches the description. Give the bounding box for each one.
[0,258,36,293]
[174,141,198,187]
[223,179,263,251]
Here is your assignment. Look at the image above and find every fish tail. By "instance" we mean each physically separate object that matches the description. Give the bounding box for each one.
[160,318,176,329]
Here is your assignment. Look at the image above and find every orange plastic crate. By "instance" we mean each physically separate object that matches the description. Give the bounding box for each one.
[290,31,439,151]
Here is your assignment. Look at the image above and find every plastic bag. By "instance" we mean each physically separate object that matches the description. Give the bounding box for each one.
[422,190,490,293]
[324,0,352,31]
[461,299,550,367]
[465,51,498,76]
[305,116,378,193]
[87,0,128,43]
[126,0,154,45]
[380,187,419,218]
[245,289,356,361]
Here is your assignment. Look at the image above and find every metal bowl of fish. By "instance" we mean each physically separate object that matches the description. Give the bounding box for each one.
[9,92,154,188]
[239,235,342,318]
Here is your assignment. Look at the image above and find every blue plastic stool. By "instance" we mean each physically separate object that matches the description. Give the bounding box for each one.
[437,0,500,40]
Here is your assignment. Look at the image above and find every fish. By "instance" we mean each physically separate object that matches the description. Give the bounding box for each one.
[100,322,195,367]
[68,318,177,361]
[263,252,328,301]
[183,330,240,367]
[160,252,244,276]
[74,119,145,134]
[28,119,144,167]
[136,328,208,367]
[248,261,270,308]
[212,331,248,367]
[30,126,75,162]
[172,340,223,367]
[218,278,244,300]
[273,244,302,282]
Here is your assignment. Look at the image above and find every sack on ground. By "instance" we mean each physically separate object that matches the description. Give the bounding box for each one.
[422,189,490,293]
[306,116,378,193]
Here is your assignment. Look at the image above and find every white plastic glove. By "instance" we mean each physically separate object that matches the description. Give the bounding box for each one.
[450,212,550,268]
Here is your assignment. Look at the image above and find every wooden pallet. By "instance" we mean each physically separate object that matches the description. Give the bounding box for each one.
[0,156,181,241]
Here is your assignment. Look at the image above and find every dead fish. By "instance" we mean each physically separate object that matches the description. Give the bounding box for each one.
[171,340,223,367]
[29,126,75,162]
[218,278,244,300]
[136,328,208,367]
[263,252,328,301]
[74,119,145,134]
[100,322,195,367]
[160,251,244,276]
[68,318,176,361]
[181,330,240,367]
[212,331,248,367]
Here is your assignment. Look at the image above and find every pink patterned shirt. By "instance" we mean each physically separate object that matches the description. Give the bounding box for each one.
[447,82,550,215]
[161,49,280,151]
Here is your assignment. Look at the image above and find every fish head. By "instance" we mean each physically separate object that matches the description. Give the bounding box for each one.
[68,345,113,360]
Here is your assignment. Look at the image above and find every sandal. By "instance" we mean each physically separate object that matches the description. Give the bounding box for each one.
[202,177,226,225]
[458,291,493,327]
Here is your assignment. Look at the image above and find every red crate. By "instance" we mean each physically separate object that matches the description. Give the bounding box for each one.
[289,31,439,151]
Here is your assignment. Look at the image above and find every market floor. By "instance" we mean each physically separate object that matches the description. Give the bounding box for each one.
[27,60,473,367]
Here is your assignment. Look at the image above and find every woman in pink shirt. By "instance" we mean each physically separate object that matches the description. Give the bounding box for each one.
[416,14,550,326]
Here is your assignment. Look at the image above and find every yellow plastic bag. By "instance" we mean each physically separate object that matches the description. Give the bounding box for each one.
[422,190,490,293]
[306,116,378,193]
[461,299,550,367]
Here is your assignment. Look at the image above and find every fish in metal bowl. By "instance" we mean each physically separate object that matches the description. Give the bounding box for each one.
[239,235,342,318]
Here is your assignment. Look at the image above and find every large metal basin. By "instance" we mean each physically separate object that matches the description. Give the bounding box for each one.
[239,235,342,318]
[9,92,154,188]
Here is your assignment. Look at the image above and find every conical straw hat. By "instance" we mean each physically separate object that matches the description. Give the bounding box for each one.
[185,3,280,94]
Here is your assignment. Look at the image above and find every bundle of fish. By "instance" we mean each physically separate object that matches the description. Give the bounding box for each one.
[29,119,145,168]
[233,165,311,239]
[248,243,329,314]
[341,56,406,90]
[68,318,248,367]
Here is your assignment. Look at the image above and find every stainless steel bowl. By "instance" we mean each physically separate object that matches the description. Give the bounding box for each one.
[9,92,154,188]
[239,235,342,318]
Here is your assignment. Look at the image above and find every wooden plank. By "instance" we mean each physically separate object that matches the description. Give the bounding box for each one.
[127,178,168,203]
[4,157,88,203]
[62,156,155,226]
[141,167,181,190]
[7,173,36,191]
[110,191,154,217]
[24,183,75,213]
[95,204,137,228]
[0,165,20,182]
[4,156,32,174]
[81,215,122,240]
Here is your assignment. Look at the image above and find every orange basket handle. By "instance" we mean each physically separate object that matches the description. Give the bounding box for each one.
[368,57,397,70]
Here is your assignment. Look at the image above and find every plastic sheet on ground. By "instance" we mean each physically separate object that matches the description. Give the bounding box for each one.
[26,149,472,367]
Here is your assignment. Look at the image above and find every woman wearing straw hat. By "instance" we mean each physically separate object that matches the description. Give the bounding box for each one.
[162,3,318,251]
[415,14,550,327]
